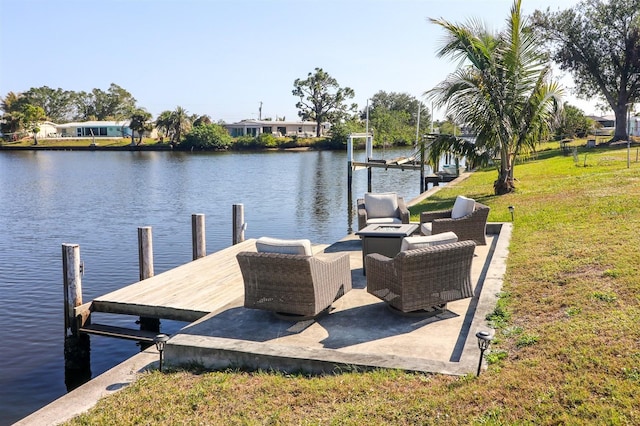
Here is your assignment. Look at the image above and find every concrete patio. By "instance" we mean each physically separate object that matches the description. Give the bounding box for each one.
[165,222,511,376]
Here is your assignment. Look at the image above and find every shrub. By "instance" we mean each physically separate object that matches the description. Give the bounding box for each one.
[181,124,232,150]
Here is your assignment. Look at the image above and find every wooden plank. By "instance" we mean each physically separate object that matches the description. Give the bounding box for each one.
[89,240,329,322]
[79,323,160,342]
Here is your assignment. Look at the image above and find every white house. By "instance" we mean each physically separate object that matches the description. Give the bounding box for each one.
[51,121,158,139]
[55,121,131,138]
[34,121,59,139]
[588,114,640,137]
[224,120,330,138]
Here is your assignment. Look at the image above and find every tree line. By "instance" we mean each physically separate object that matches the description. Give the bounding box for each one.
[2,0,638,195]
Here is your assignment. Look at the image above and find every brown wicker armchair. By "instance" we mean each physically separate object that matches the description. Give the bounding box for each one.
[420,199,490,245]
[357,192,410,231]
[236,251,352,319]
[365,240,476,314]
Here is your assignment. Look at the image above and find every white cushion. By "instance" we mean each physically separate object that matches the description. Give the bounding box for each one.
[256,237,312,256]
[367,217,403,225]
[364,192,398,219]
[451,195,476,219]
[401,232,458,251]
[421,222,432,235]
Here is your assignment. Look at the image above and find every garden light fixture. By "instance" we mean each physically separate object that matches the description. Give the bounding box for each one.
[508,205,514,222]
[476,330,493,376]
[154,333,169,372]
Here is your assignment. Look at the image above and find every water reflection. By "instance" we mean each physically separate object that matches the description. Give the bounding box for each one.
[0,148,434,423]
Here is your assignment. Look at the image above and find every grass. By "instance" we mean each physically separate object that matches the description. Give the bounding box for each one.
[66,142,640,425]
[0,137,161,148]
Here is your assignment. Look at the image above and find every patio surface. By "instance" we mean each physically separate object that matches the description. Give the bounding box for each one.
[165,223,511,376]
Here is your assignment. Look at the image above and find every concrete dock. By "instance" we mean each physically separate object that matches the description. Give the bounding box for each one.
[166,223,510,376]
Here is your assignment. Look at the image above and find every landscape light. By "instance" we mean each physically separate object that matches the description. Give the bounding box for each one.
[154,334,170,372]
[475,331,493,376]
[508,205,514,222]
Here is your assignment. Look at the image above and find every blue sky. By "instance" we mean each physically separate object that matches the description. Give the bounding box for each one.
[0,0,606,122]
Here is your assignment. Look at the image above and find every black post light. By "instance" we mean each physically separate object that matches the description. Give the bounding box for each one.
[508,205,514,222]
[154,333,169,372]
[476,331,493,376]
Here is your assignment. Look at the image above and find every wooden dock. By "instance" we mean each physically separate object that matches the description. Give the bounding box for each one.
[73,239,327,341]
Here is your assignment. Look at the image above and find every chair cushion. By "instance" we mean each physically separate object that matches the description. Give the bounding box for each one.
[401,231,458,251]
[364,192,398,219]
[451,195,476,219]
[367,217,403,225]
[256,237,312,256]
[421,222,432,235]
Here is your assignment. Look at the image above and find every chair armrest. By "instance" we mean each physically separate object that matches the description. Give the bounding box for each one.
[364,252,395,276]
[311,252,352,297]
[397,197,410,224]
[313,251,350,264]
[420,209,452,223]
[357,198,367,230]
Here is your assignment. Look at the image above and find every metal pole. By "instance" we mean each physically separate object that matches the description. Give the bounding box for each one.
[627,103,632,168]
[415,102,421,148]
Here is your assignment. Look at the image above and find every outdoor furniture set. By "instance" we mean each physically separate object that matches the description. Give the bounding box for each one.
[236,193,489,319]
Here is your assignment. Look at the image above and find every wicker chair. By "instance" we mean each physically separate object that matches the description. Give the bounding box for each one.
[236,251,352,319]
[357,192,410,231]
[365,240,476,314]
[420,200,490,245]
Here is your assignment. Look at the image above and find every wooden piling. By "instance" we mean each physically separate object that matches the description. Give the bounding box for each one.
[138,227,154,280]
[192,213,206,260]
[138,226,159,332]
[63,243,82,337]
[233,204,245,245]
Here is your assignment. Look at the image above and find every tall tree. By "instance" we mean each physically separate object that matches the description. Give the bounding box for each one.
[155,110,174,141]
[292,68,357,137]
[22,104,47,145]
[73,83,137,121]
[554,102,594,139]
[364,91,431,146]
[167,106,191,145]
[428,0,562,194]
[129,108,153,145]
[532,0,640,141]
[0,91,26,138]
[23,86,76,123]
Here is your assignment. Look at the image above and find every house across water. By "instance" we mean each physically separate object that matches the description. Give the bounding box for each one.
[223,119,330,138]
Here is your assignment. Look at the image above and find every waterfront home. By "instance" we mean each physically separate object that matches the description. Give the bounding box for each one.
[51,120,157,139]
[224,119,330,138]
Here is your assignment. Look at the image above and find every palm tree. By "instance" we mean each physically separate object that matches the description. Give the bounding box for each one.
[168,106,191,146]
[129,108,153,145]
[1,92,26,139]
[427,0,562,194]
[155,110,173,142]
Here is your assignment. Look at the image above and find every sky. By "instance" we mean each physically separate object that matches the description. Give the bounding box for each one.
[0,0,610,123]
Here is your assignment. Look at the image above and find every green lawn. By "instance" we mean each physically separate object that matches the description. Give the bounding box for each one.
[67,142,640,425]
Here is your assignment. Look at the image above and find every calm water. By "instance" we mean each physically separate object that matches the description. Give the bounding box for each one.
[0,148,432,424]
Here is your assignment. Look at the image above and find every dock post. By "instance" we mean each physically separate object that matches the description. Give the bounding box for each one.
[192,213,206,260]
[138,226,159,332]
[63,243,92,390]
[233,204,245,245]
[63,243,82,337]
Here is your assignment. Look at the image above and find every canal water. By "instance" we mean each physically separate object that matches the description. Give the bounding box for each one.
[0,148,437,423]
